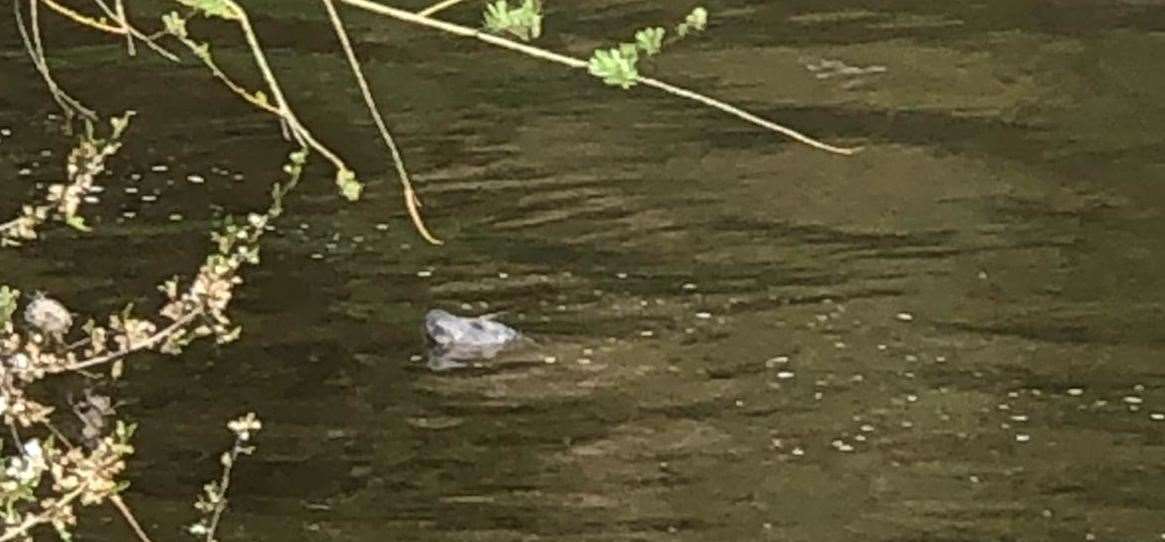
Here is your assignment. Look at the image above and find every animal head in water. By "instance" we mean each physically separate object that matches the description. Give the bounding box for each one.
[424,309,518,348]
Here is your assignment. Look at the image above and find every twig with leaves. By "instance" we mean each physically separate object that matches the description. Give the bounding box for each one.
[1,112,135,247]
[187,413,262,542]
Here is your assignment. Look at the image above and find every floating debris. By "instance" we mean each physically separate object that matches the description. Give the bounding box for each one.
[186,174,205,184]
[895,312,914,322]
[1015,434,1031,443]
[416,270,433,278]
[695,312,712,319]
[150,164,169,172]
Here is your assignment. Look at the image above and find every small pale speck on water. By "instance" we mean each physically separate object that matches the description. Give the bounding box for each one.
[232,173,244,181]
[1123,396,1143,404]
[896,312,914,322]
[18,168,31,176]
[577,358,592,365]
[1150,413,1164,421]
[906,394,918,402]
[375,223,389,231]
[0,128,11,136]
[141,195,158,203]
[416,270,433,278]
[615,272,628,279]
[497,272,509,279]
[776,371,795,379]
[38,149,51,157]
[791,447,804,456]
[1133,383,1145,391]
[640,330,654,337]
[150,164,168,172]
[121,211,136,219]
[682,282,698,291]
[695,312,712,319]
[1015,434,1031,442]
[186,174,205,184]
[83,196,99,204]
[168,213,183,221]
[543,356,557,364]
[408,354,422,362]
[310,253,323,260]
[876,344,887,350]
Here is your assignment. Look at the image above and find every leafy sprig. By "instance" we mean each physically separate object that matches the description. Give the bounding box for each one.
[483,0,543,42]
[588,7,709,89]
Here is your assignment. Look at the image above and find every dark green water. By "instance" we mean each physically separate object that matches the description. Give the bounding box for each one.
[3,1,1165,540]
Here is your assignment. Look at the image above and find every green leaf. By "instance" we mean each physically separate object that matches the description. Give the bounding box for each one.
[635,27,665,56]
[161,12,188,38]
[65,215,92,232]
[0,286,19,327]
[482,0,542,41]
[174,0,240,20]
[588,48,640,89]
[110,111,136,138]
[336,169,363,202]
[677,6,708,37]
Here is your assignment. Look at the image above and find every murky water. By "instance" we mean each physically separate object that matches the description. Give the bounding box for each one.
[3,1,1165,540]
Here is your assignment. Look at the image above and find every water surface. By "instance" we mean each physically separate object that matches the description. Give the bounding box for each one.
[2,1,1164,540]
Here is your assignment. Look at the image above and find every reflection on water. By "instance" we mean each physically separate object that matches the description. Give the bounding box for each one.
[3,1,1165,540]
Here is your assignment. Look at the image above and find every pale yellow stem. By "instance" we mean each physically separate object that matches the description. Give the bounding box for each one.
[321,0,442,244]
[337,0,860,154]
[417,0,470,17]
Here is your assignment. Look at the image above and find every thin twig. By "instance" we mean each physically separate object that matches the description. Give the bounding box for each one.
[337,0,860,155]
[16,0,98,122]
[0,487,85,542]
[0,218,20,234]
[320,0,442,244]
[39,0,123,34]
[89,0,181,62]
[230,5,348,174]
[417,0,470,17]
[114,0,133,55]
[109,495,154,542]
[170,35,281,115]
[202,440,243,542]
[63,310,201,372]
